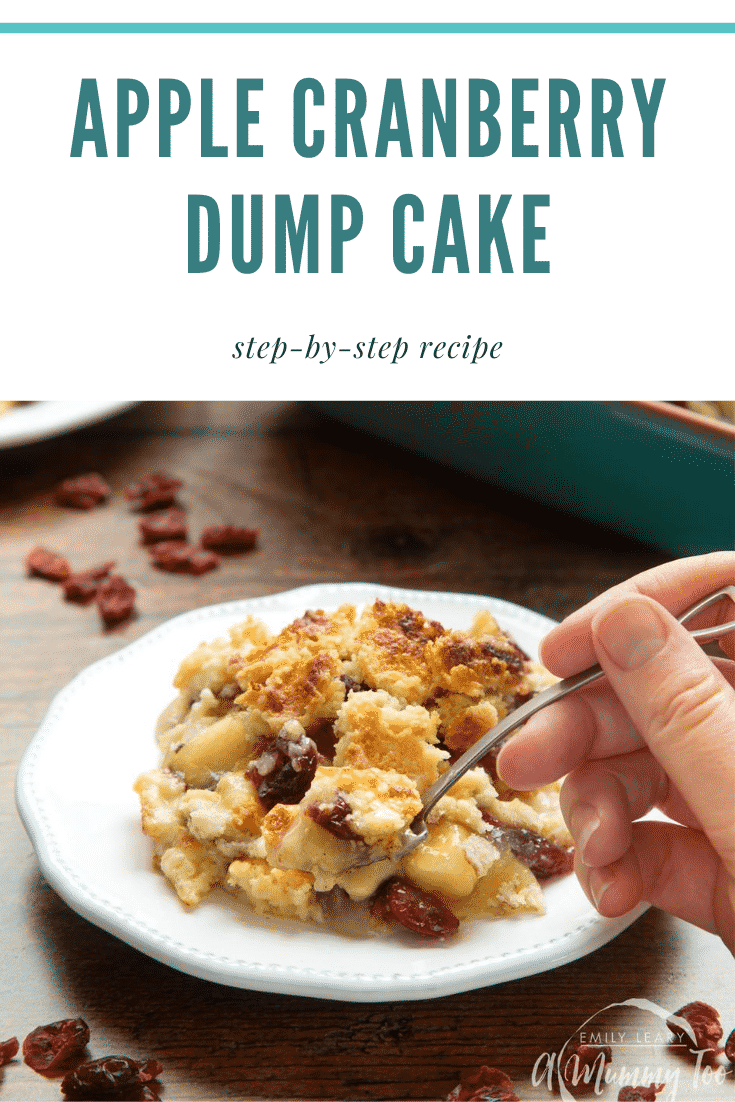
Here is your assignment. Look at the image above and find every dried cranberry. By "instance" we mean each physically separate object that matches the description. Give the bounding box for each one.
[372,878,459,939]
[149,541,219,575]
[139,507,188,544]
[124,471,182,512]
[340,674,370,695]
[54,473,111,510]
[96,575,136,627]
[306,791,361,840]
[60,1055,163,1100]
[445,1063,519,1101]
[618,1086,665,1101]
[507,828,574,878]
[148,541,190,571]
[247,733,319,810]
[667,1001,722,1062]
[394,607,444,639]
[726,1027,735,1063]
[559,1041,612,1095]
[305,719,338,762]
[135,1060,162,1082]
[425,688,448,708]
[368,885,394,926]
[22,1018,90,1074]
[0,1037,18,1067]
[185,547,220,575]
[483,816,574,878]
[64,576,99,602]
[200,525,258,552]
[63,562,116,603]
[26,547,71,582]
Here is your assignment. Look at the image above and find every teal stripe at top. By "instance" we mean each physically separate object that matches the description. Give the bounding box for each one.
[0,22,734,32]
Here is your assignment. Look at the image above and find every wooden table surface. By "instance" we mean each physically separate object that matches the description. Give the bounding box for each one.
[1,401,732,1102]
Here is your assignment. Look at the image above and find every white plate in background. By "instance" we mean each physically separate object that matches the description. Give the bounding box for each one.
[16,583,647,1002]
[0,400,137,447]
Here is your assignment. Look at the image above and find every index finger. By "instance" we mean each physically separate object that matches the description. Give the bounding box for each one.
[589,596,735,872]
[540,551,735,677]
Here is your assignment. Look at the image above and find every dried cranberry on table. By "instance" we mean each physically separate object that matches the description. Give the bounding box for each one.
[22,1018,90,1074]
[444,1064,520,1101]
[178,547,220,575]
[96,576,136,627]
[0,1037,19,1066]
[148,541,220,575]
[247,733,319,810]
[371,878,459,939]
[54,473,111,510]
[667,1001,723,1062]
[25,547,71,582]
[200,524,258,552]
[618,1085,665,1100]
[60,1055,163,1100]
[63,562,116,603]
[138,507,188,544]
[124,471,182,512]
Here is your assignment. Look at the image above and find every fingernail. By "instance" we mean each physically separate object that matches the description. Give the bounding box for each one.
[588,868,614,911]
[570,804,601,867]
[594,598,668,671]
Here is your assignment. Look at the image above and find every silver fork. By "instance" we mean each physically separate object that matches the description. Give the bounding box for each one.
[380,583,735,864]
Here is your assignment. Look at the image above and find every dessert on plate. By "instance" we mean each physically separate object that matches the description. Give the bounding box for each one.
[134,599,573,938]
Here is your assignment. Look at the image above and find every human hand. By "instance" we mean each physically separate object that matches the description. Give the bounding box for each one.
[496,551,735,951]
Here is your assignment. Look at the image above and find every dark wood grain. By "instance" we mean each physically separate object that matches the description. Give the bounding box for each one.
[1,401,732,1101]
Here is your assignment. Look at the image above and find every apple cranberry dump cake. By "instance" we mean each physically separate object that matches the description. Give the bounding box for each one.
[134,600,573,938]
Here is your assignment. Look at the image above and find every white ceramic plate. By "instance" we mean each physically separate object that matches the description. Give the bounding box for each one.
[16,583,647,1002]
[0,400,137,448]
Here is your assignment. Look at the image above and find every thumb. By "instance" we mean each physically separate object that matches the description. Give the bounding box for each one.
[591,595,735,872]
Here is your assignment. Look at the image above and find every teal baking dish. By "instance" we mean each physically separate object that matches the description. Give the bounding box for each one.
[309,401,734,555]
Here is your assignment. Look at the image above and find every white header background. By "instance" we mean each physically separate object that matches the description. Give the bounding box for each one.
[1,28,733,396]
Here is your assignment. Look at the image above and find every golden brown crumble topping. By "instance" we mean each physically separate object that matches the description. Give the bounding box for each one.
[134,599,573,937]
